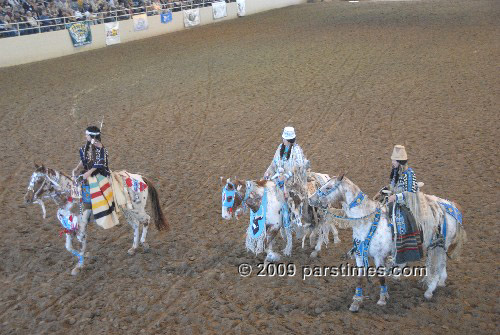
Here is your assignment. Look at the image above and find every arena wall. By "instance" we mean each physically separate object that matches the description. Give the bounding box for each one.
[0,0,306,68]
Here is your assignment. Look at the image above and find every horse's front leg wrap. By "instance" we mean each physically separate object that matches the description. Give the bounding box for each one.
[71,250,84,265]
[349,287,364,312]
[377,285,389,306]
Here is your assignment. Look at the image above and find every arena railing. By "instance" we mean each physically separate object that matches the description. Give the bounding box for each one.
[0,0,235,38]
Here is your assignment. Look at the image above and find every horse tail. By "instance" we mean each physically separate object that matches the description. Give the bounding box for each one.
[447,202,466,260]
[143,177,168,231]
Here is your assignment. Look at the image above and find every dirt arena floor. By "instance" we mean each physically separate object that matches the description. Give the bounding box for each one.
[0,0,498,333]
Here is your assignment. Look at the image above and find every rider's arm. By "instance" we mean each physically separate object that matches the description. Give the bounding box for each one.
[395,170,417,204]
[264,146,281,178]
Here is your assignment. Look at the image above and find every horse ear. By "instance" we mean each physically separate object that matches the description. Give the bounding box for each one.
[34,161,40,168]
[339,174,345,181]
[237,184,243,192]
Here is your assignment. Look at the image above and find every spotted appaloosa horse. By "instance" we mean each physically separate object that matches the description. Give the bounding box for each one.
[309,175,466,311]
[24,163,168,275]
[221,174,341,261]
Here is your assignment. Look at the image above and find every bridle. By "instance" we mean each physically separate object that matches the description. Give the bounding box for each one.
[315,178,342,199]
[27,170,68,202]
[222,181,252,215]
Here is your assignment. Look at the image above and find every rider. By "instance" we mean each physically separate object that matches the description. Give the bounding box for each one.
[263,126,309,226]
[386,145,423,264]
[72,126,117,228]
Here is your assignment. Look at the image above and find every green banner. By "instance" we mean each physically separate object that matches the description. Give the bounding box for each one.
[66,21,92,47]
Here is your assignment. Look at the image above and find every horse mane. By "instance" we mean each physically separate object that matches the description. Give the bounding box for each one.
[41,164,71,180]
[256,179,268,188]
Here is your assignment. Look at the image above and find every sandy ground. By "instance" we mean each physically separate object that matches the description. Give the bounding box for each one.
[0,0,499,334]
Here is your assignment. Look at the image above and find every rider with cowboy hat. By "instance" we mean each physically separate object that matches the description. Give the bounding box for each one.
[264,126,309,226]
[386,145,423,264]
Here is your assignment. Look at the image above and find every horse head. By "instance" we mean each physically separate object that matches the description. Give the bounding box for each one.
[221,178,247,220]
[24,163,68,205]
[24,163,50,204]
[309,174,345,209]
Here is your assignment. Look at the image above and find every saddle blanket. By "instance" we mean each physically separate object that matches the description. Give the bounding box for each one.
[88,174,119,229]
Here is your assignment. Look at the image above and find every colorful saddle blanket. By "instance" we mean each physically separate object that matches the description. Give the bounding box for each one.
[88,174,119,229]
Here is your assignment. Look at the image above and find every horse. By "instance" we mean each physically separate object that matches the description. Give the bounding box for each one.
[221,178,287,262]
[24,163,168,275]
[309,175,466,312]
[221,173,341,261]
[286,171,342,257]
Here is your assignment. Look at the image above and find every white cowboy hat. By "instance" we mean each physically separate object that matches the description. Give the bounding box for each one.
[282,126,296,140]
[391,145,408,161]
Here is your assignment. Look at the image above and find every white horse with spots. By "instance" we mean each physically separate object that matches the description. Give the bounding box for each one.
[24,163,168,275]
[221,173,341,261]
[309,175,466,312]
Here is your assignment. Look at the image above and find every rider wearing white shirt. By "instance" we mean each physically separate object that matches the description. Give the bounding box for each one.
[264,127,309,226]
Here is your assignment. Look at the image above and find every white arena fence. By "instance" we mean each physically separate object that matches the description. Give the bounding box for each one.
[0,0,234,38]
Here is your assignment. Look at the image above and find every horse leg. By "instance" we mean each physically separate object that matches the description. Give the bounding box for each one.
[331,223,341,244]
[424,246,446,300]
[349,276,365,312]
[438,266,447,287]
[265,228,281,262]
[78,209,91,257]
[375,257,389,306]
[140,215,151,252]
[310,229,323,258]
[282,226,293,257]
[127,217,140,256]
[65,234,84,276]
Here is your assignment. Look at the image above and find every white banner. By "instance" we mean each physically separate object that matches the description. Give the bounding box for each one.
[133,14,149,31]
[237,0,246,17]
[212,1,227,20]
[104,22,120,45]
[183,8,200,27]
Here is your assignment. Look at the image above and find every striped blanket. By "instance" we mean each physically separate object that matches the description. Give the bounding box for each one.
[88,174,119,229]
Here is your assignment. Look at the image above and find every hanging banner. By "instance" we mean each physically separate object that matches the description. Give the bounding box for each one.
[66,21,92,47]
[160,10,172,24]
[183,8,200,28]
[212,1,227,20]
[237,0,246,17]
[133,14,149,31]
[104,21,120,45]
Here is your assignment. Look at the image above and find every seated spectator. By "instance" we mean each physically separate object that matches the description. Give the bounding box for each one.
[25,10,39,33]
[38,9,52,32]
[3,15,19,37]
[74,8,84,20]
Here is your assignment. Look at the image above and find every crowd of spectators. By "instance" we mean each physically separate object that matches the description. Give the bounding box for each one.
[0,0,225,37]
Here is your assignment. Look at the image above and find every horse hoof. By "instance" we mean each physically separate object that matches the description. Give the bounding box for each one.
[142,243,150,252]
[424,291,433,300]
[349,303,360,312]
[377,299,387,306]
[265,253,280,263]
[128,248,136,256]
[437,281,446,287]
[71,267,80,276]
[333,237,341,244]
[310,251,318,258]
